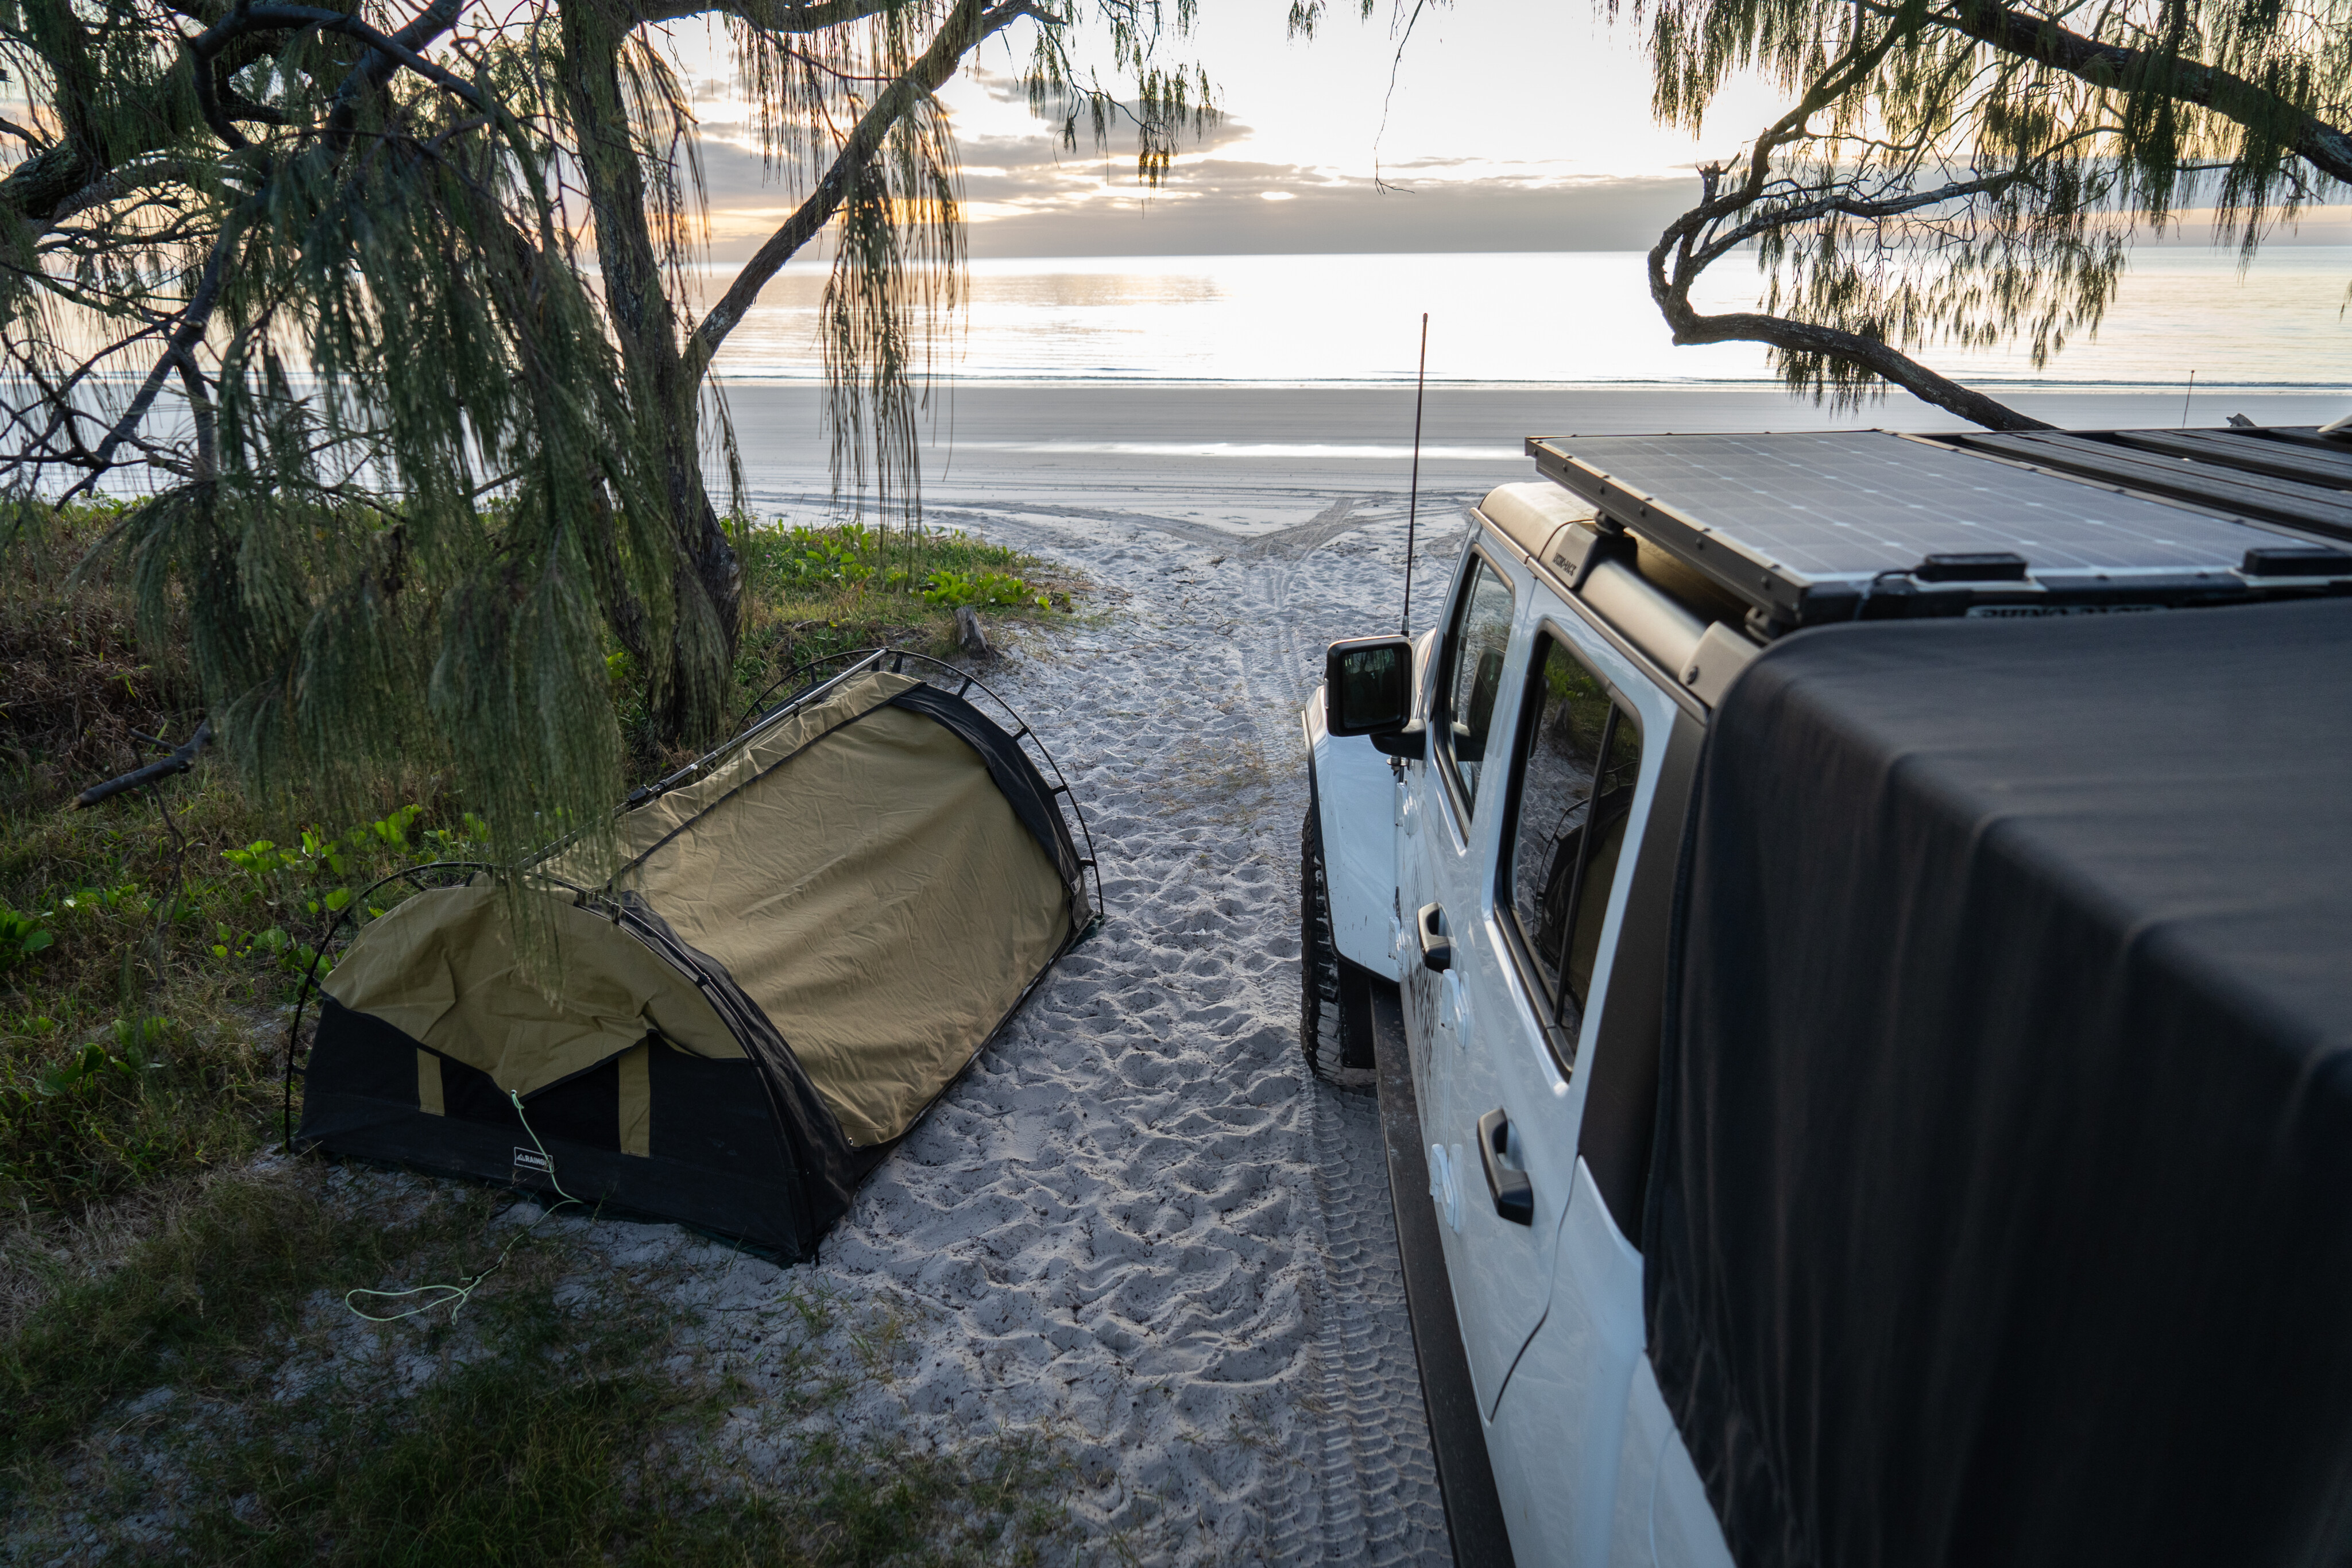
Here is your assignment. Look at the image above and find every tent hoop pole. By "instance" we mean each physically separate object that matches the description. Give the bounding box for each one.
[280,860,509,1153]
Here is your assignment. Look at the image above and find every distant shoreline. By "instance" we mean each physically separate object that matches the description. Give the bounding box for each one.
[716,374,2352,395]
[706,249,2352,389]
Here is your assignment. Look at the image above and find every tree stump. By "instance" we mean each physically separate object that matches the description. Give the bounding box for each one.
[954,606,991,660]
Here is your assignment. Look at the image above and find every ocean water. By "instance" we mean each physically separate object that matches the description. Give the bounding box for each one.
[709,248,2352,390]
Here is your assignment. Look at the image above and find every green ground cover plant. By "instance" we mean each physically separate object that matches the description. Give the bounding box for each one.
[4,1169,1074,1565]
[0,504,1077,1224]
[720,520,1077,725]
[0,500,1087,1561]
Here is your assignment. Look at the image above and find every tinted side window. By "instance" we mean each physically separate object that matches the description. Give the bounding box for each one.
[1506,634,1645,1027]
[1438,557,1515,814]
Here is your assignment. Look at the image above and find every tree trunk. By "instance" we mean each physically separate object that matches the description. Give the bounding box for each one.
[559,0,740,745]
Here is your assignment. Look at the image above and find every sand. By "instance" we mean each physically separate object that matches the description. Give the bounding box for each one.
[492,421,1496,1562]
[663,467,1472,1563]
[713,379,2352,521]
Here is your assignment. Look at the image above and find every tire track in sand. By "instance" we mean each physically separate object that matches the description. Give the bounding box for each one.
[640,485,1479,1563]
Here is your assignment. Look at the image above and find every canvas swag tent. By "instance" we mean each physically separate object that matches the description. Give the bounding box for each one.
[290,654,1100,1260]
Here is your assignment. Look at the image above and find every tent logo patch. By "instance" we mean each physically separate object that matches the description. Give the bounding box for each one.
[512,1147,551,1176]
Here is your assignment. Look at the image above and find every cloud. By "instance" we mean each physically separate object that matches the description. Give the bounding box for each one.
[684,121,1712,260]
[957,168,1707,257]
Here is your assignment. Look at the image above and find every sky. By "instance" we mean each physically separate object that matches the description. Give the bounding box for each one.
[6,0,2339,260]
[688,0,1807,260]
[684,0,2352,260]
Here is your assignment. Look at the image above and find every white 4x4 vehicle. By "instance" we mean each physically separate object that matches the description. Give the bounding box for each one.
[1302,427,2352,1568]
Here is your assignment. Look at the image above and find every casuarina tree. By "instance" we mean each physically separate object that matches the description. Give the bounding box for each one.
[1629,0,2351,427]
[0,0,1205,862]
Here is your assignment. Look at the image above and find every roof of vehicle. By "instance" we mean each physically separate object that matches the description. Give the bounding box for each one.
[1526,427,2352,636]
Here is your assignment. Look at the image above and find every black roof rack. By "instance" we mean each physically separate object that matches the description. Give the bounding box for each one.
[1526,427,2352,638]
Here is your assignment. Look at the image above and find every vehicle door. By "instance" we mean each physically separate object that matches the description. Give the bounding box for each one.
[1402,539,1587,1414]
[1394,541,1490,1089]
[1481,609,1706,1566]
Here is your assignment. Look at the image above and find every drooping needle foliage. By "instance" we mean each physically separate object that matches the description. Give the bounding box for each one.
[0,0,1209,878]
[1626,0,2352,425]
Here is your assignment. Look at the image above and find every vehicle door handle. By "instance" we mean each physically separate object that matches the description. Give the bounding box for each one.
[1417,901,1452,973]
[1477,1108,1533,1225]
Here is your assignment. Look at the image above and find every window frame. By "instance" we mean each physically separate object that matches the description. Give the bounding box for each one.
[1493,622,1647,1077]
[1432,544,1519,827]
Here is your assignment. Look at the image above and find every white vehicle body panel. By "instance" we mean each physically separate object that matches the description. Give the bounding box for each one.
[1492,1159,1647,1564]
[1618,1355,1740,1568]
[1353,498,1738,1568]
[1479,593,1695,1563]
[1303,690,1405,979]
[1399,537,1568,1415]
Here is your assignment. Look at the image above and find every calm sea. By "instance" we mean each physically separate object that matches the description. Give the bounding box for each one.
[709,248,2352,391]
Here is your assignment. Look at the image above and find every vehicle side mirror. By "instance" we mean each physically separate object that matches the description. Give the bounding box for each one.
[1325,636,1414,737]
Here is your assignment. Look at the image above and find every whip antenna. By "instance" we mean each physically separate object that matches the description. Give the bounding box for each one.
[1402,312,1429,636]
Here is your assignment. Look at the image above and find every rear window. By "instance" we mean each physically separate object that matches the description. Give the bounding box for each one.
[1505,633,1644,1027]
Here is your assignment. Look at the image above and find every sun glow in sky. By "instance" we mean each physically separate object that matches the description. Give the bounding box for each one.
[684,0,1805,258]
[674,0,2352,258]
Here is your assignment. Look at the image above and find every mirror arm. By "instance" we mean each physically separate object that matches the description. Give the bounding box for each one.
[1371,726,1426,760]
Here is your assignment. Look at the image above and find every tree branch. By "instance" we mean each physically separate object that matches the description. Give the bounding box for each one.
[172,344,218,481]
[1927,0,2352,185]
[636,0,896,29]
[1685,168,2037,270]
[1658,299,2056,430]
[47,156,225,227]
[684,0,1047,374]
[324,0,470,145]
[82,222,236,482]
[1637,24,2083,431]
[1649,158,2054,432]
[187,5,486,112]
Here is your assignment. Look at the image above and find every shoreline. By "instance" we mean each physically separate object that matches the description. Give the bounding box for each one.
[719,374,2352,394]
[718,381,2352,529]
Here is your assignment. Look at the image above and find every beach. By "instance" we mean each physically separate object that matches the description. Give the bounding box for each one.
[719,378,2352,522]
[28,370,2352,1561]
[668,462,1467,1561]
[12,468,1460,1563]
[640,373,2340,1559]
[294,460,1467,1563]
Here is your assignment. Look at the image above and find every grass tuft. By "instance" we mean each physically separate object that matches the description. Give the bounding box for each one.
[721,518,1080,719]
[0,1167,492,1470]
[5,1167,1077,1566]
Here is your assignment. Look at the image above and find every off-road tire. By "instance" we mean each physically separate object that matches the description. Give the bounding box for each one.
[1301,792,1379,1093]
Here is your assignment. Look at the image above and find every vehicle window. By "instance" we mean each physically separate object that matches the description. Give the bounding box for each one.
[1506,634,1645,1021]
[1437,556,1516,814]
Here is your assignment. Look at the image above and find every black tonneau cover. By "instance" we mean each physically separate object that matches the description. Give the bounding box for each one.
[1647,598,2352,1568]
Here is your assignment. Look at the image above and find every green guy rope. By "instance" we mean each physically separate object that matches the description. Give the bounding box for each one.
[345,1090,583,1324]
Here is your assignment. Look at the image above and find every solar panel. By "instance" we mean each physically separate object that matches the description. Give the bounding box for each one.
[1958,432,2352,539]
[2111,429,2352,492]
[1525,431,2334,631]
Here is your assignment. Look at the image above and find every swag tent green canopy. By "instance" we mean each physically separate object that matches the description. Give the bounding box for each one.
[291,655,1100,1259]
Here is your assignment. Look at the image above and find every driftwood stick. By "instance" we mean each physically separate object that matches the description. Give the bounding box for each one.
[74,718,211,809]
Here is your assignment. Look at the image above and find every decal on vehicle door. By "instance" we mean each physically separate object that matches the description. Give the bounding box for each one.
[1428,1143,1465,1233]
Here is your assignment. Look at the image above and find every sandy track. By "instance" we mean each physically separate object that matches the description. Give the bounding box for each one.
[665,478,1484,1562]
